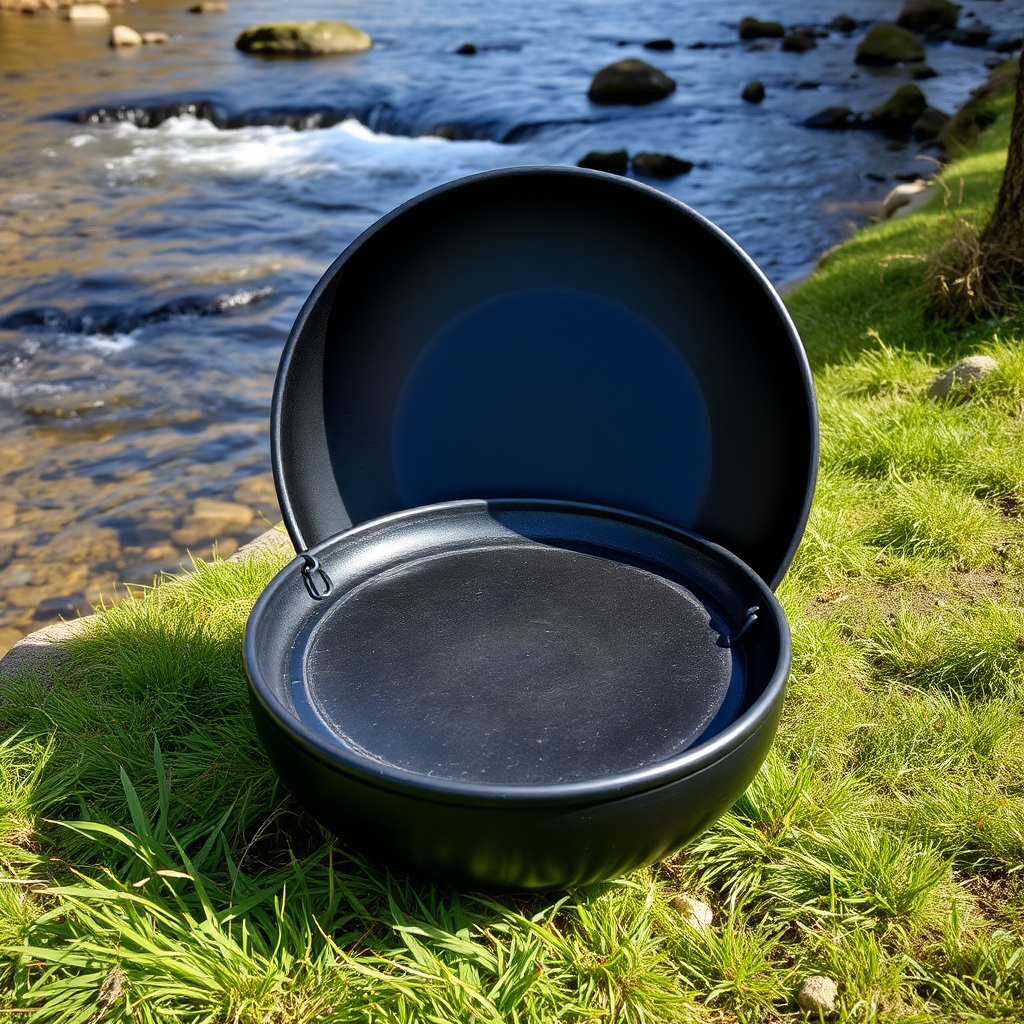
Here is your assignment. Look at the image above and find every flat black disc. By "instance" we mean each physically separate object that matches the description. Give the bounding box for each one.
[302,542,736,784]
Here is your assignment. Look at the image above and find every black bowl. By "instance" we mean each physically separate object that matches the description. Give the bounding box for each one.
[244,499,789,890]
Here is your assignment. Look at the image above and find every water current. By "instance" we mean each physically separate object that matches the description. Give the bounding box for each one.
[1,0,1022,654]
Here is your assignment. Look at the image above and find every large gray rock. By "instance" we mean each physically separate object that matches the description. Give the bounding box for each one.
[870,83,928,132]
[928,355,998,399]
[235,20,372,55]
[856,24,926,65]
[587,60,676,105]
[897,0,960,34]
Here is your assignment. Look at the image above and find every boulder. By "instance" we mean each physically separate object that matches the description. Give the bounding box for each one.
[870,83,928,132]
[632,152,693,178]
[455,42,477,54]
[189,0,225,11]
[796,976,838,1014]
[804,105,856,129]
[928,355,997,399]
[577,150,628,175]
[830,13,858,32]
[66,3,110,20]
[855,24,925,65]
[896,0,960,34]
[587,60,676,105]
[643,38,675,51]
[738,17,784,39]
[912,104,951,139]
[741,80,765,103]
[235,20,372,55]
[782,31,816,52]
[141,30,168,43]
[109,23,141,45]
[911,63,938,79]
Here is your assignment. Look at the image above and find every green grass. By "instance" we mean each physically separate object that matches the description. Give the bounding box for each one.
[2,69,1023,1023]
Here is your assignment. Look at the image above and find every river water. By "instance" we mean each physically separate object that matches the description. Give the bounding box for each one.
[0,0,1021,653]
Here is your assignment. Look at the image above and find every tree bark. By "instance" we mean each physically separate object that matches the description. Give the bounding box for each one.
[980,51,1024,260]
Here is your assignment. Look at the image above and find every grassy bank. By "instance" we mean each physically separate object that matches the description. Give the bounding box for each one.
[2,73,1023,1022]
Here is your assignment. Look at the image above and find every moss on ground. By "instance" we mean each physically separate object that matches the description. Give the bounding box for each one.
[1,78,1023,1024]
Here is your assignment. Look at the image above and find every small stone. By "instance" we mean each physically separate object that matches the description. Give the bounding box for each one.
[66,3,110,20]
[0,501,16,530]
[587,59,676,105]
[577,149,629,175]
[912,64,939,79]
[188,0,225,11]
[804,105,855,129]
[672,895,713,929]
[632,152,693,178]
[830,13,857,32]
[795,80,820,89]
[738,17,784,39]
[455,42,477,54]
[742,80,765,103]
[643,38,674,50]
[796,975,838,1014]
[235,20,372,55]
[782,31,816,52]
[109,23,141,45]
[856,24,925,65]
[897,0,961,34]
[140,30,167,43]
[927,355,998,399]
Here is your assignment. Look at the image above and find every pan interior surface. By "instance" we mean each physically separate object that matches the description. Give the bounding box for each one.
[298,541,742,785]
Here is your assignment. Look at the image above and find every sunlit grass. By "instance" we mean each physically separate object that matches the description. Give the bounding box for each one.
[1,67,1023,1024]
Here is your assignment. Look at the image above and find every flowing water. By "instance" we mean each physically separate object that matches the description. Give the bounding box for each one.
[1,0,1021,653]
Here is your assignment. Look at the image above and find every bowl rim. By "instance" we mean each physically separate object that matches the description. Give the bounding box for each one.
[244,498,791,809]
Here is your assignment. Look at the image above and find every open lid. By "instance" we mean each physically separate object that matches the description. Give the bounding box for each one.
[272,166,817,589]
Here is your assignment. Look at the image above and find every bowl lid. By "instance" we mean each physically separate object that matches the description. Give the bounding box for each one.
[272,166,817,588]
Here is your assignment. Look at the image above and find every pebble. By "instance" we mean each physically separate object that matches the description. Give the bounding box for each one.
[110,23,141,45]
[188,0,225,11]
[742,80,765,103]
[141,31,168,43]
[796,975,838,1014]
[672,894,713,929]
[927,355,998,399]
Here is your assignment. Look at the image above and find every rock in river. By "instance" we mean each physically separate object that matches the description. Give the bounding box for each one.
[577,150,629,175]
[896,0,960,34]
[741,80,765,103]
[782,31,817,52]
[110,24,142,46]
[912,63,939,79]
[855,24,925,65]
[632,152,693,178]
[738,17,784,39]
[587,60,676,105]
[830,13,858,33]
[236,20,372,55]
[804,105,856,129]
[870,83,927,132]
[912,105,951,140]
[189,1,226,11]
[66,3,110,21]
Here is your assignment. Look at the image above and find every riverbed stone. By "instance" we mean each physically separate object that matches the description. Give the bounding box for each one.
[631,152,693,178]
[830,13,857,32]
[797,976,838,1014]
[672,895,713,929]
[897,0,961,34]
[43,525,121,566]
[738,17,784,39]
[782,31,816,52]
[804,105,856,129]
[742,80,765,103]
[109,23,141,45]
[455,42,477,54]
[189,0,225,11]
[66,3,110,20]
[0,502,16,531]
[912,63,938,79]
[577,149,629,174]
[643,38,674,50]
[235,20,372,55]
[856,24,926,65]
[928,355,997,399]
[171,498,254,546]
[951,22,991,46]
[870,83,928,132]
[587,60,676,105]
[912,104,951,139]
[141,30,168,43]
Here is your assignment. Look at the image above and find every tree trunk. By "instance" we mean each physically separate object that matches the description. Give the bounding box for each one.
[979,51,1024,260]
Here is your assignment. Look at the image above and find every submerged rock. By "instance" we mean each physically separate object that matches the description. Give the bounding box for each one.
[741,80,765,103]
[870,83,928,132]
[171,498,253,546]
[455,42,477,54]
[632,152,693,178]
[796,976,838,1014]
[141,31,168,44]
[577,150,628,175]
[189,0,226,11]
[587,60,676,105]
[738,17,784,39]
[804,105,856,129]
[830,13,858,32]
[912,63,939,79]
[912,105,951,139]
[856,24,925,65]
[643,38,675,50]
[109,23,141,45]
[928,355,997,399]
[896,0,961,34]
[235,20,372,55]
[782,31,816,52]
[951,22,992,46]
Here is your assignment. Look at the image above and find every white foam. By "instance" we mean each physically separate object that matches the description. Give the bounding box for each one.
[94,115,521,185]
[78,332,138,354]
